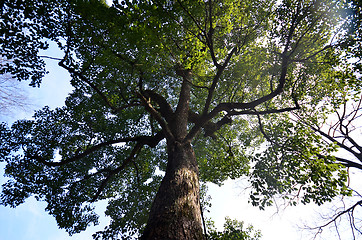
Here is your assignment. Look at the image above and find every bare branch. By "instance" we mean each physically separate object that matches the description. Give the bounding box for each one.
[310,124,362,163]
[39,55,63,61]
[311,200,362,231]
[227,104,300,116]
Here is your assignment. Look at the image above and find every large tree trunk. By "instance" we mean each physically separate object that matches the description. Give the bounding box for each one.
[141,141,204,240]
[141,70,203,239]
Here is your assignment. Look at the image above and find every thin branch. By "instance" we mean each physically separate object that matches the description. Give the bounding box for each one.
[311,200,362,230]
[111,50,137,67]
[205,0,219,68]
[351,209,362,236]
[68,167,112,189]
[288,11,322,58]
[291,45,334,63]
[202,47,237,115]
[132,160,141,186]
[335,219,342,240]
[58,61,118,111]
[199,199,208,240]
[39,55,63,61]
[111,102,142,113]
[176,0,204,34]
[90,142,143,202]
[29,132,164,167]
[347,96,362,127]
[184,77,210,90]
[227,104,300,116]
[311,125,362,162]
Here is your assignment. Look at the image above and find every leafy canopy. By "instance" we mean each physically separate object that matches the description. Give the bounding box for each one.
[0,0,360,239]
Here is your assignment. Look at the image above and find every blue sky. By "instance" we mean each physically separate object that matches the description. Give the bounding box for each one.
[0,48,114,240]
[0,44,361,240]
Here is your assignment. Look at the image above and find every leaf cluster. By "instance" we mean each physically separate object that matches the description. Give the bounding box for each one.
[0,0,360,238]
[207,217,262,240]
[249,114,351,210]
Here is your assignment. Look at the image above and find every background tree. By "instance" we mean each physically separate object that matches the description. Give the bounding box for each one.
[0,58,32,116]
[0,0,359,239]
[207,217,262,240]
[297,84,362,239]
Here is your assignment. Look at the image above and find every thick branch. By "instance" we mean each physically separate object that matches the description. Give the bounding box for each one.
[206,115,232,138]
[137,92,175,141]
[29,132,164,167]
[174,68,192,140]
[188,111,232,138]
[142,89,174,123]
[211,61,288,115]
[311,125,362,163]
[334,157,362,171]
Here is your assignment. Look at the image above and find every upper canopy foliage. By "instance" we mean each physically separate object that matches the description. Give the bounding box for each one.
[0,0,361,239]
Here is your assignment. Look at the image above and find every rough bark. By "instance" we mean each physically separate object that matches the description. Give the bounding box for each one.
[141,141,203,240]
[141,71,204,239]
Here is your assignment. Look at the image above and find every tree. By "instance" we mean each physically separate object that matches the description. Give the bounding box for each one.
[0,58,32,116]
[244,0,362,237]
[252,88,362,239]
[0,0,359,239]
[207,217,262,240]
[297,87,362,239]
[0,74,29,116]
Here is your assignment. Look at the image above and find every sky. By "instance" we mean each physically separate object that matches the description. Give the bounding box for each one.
[0,40,361,240]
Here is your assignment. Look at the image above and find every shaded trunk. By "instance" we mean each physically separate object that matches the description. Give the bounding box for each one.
[141,70,203,239]
[141,141,204,240]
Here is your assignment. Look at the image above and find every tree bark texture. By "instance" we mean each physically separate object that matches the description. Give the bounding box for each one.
[141,71,203,239]
[141,141,204,240]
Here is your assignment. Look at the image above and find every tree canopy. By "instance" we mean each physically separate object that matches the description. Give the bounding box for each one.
[0,0,361,239]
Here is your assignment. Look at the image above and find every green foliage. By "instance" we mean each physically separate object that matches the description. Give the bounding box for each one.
[337,0,362,73]
[207,217,262,240]
[249,114,351,209]
[195,117,260,185]
[0,0,360,239]
[0,0,70,86]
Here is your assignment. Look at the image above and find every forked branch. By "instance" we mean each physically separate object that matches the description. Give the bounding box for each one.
[311,200,362,239]
[91,142,143,202]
